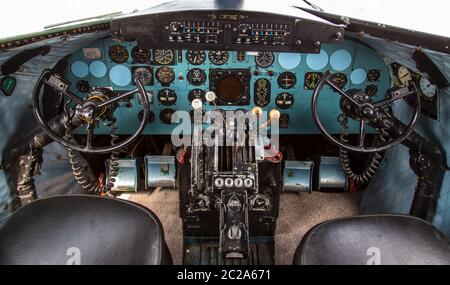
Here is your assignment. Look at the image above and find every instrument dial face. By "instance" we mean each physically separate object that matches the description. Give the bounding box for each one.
[155,67,175,85]
[153,49,174,65]
[159,109,175,124]
[396,65,412,85]
[329,73,348,90]
[186,50,206,65]
[254,78,271,107]
[367,69,381,82]
[255,52,274,68]
[277,72,297,89]
[76,80,90,93]
[132,67,153,86]
[109,45,129,63]
[365,85,378,97]
[275,92,294,109]
[188,89,206,103]
[419,76,438,98]
[131,46,150,64]
[187,68,207,86]
[158,89,177,106]
[304,72,323,90]
[209,50,229,65]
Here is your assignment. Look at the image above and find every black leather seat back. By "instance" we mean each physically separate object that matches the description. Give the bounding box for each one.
[294,215,450,265]
[0,195,172,265]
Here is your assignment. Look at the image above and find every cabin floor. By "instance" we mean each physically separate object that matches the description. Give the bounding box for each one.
[126,189,363,265]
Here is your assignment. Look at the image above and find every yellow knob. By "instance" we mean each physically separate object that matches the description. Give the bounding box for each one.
[269,109,281,120]
[252,106,263,117]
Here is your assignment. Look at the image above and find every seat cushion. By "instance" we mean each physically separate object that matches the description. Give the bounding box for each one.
[293,215,450,265]
[0,195,172,265]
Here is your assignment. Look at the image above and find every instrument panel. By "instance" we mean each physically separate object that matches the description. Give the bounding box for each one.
[66,38,390,135]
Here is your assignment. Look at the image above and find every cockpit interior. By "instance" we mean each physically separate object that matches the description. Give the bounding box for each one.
[1,0,450,266]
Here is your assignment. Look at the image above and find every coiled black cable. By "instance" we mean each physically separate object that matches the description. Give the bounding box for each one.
[63,101,99,193]
[104,118,120,193]
[338,113,389,185]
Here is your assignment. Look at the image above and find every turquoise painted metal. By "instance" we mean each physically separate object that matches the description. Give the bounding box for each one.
[65,38,390,135]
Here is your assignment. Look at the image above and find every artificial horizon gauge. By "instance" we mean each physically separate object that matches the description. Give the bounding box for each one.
[108,45,129,63]
[277,72,296,89]
[155,67,175,85]
[304,72,323,90]
[158,89,177,106]
[153,49,175,65]
[419,76,438,98]
[186,50,206,65]
[275,92,294,109]
[209,50,229,65]
[396,65,413,85]
[131,46,150,64]
[329,73,348,90]
[132,67,153,86]
[255,52,274,68]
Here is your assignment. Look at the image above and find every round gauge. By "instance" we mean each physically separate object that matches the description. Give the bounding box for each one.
[187,68,207,86]
[76,80,90,93]
[188,89,206,103]
[304,72,323,90]
[275,92,294,109]
[186,50,206,65]
[159,109,175,124]
[396,65,412,85]
[209,50,229,65]
[277,72,297,89]
[133,67,153,86]
[138,110,155,123]
[155,67,175,85]
[109,45,129,64]
[367,69,381,82]
[153,49,174,65]
[254,78,271,107]
[329,73,348,90]
[131,46,150,64]
[255,52,274,68]
[365,85,378,97]
[158,89,177,106]
[419,76,438,98]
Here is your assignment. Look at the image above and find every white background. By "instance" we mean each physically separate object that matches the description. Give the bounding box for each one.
[0,0,448,39]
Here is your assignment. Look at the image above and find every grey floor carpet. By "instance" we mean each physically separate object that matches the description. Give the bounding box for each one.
[127,189,362,265]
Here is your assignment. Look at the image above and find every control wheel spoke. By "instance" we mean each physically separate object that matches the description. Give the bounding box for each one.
[85,126,94,150]
[359,120,366,148]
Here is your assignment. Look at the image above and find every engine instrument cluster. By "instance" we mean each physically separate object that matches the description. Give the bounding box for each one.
[66,38,390,135]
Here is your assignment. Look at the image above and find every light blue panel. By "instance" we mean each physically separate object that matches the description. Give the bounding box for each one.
[0,170,12,221]
[362,88,450,238]
[278,53,301,70]
[109,65,132,87]
[89,60,107,78]
[306,49,329,71]
[70,61,89,78]
[66,38,390,135]
[330,49,352,71]
[350,68,367,85]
